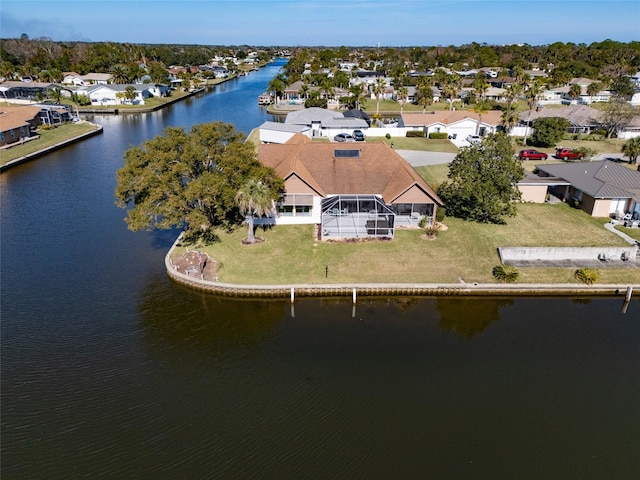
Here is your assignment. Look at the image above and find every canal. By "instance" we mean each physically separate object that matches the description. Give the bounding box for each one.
[1,59,639,479]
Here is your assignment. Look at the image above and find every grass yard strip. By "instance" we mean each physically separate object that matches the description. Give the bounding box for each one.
[174,203,632,286]
[0,122,101,166]
[366,136,459,153]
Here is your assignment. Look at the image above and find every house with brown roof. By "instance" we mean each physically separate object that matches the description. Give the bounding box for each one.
[399,110,503,146]
[257,134,443,240]
[0,106,42,147]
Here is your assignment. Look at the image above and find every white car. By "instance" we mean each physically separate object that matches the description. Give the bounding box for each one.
[466,134,482,145]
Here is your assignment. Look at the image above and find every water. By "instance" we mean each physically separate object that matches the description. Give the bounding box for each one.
[2,60,639,479]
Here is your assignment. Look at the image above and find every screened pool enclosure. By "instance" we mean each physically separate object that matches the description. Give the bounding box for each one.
[321,195,396,240]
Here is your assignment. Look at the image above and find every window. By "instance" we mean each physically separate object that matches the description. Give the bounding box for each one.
[278,194,313,217]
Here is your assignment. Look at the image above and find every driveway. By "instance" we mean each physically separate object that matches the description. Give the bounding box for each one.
[396,150,456,167]
[397,149,629,167]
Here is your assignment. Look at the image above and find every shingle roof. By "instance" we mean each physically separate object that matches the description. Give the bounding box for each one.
[401,110,503,127]
[537,161,640,200]
[284,107,367,128]
[0,106,41,131]
[519,105,604,126]
[258,134,442,205]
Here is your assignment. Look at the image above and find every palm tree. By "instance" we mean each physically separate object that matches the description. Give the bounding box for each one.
[267,74,286,104]
[505,82,523,105]
[568,83,582,102]
[235,180,273,244]
[621,137,640,165]
[373,77,386,115]
[473,73,489,101]
[441,74,461,110]
[346,83,366,110]
[500,104,519,134]
[522,79,544,145]
[397,86,408,113]
[416,77,433,113]
[299,81,310,101]
[110,64,130,84]
[586,81,601,103]
[473,100,489,135]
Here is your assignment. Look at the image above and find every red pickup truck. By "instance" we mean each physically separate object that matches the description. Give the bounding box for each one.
[555,148,583,160]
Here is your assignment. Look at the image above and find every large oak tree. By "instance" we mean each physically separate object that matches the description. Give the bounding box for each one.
[115,122,284,242]
[438,133,524,224]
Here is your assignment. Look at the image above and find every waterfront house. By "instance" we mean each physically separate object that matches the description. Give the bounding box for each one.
[0,105,42,147]
[83,84,150,106]
[257,134,443,240]
[284,107,368,139]
[521,160,640,220]
[0,81,57,102]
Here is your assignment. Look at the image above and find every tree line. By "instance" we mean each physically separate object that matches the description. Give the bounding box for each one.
[0,34,276,80]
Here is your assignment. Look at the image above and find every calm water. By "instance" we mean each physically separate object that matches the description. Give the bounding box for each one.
[1,60,639,479]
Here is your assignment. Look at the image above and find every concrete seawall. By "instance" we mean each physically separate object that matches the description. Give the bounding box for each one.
[498,246,639,266]
[0,124,103,171]
[165,241,640,298]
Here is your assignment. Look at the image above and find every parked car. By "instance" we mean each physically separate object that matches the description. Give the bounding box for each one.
[518,149,548,160]
[334,133,355,142]
[352,130,365,141]
[466,134,482,145]
[555,148,583,161]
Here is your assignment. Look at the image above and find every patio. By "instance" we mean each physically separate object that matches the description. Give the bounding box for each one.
[320,195,395,240]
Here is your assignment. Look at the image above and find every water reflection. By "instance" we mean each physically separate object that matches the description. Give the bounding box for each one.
[436,297,513,338]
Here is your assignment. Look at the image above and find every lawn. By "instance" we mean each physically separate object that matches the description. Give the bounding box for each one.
[366,136,459,153]
[174,202,637,286]
[0,122,101,166]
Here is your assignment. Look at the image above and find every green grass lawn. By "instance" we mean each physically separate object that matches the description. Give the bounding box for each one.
[174,202,637,286]
[366,136,459,153]
[0,122,101,166]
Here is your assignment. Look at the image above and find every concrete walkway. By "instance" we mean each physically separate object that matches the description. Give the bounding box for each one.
[604,221,640,246]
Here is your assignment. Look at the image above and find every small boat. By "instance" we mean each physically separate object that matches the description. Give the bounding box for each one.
[258,93,273,105]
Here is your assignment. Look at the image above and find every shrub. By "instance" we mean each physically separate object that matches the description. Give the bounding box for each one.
[423,223,441,238]
[435,206,446,223]
[428,132,448,139]
[418,216,428,228]
[406,130,425,138]
[492,264,519,283]
[574,268,599,285]
[385,133,391,139]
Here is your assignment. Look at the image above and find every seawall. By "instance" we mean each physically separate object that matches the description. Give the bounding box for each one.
[165,238,640,299]
[0,124,103,171]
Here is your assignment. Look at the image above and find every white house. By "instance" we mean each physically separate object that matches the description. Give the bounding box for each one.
[284,107,368,139]
[258,121,311,144]
[83,84,150,106]
[399,110,503,146]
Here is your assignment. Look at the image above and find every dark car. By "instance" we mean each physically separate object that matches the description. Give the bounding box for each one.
[555,148,583,161]
[334,133,355,142]
[519,149,548,160]
[352,129,365,141]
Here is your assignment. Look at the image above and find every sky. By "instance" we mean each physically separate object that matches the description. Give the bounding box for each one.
[1,0,639,47]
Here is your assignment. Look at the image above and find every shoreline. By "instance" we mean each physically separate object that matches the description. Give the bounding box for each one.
[0,123,103,171]
[164,235,639,299]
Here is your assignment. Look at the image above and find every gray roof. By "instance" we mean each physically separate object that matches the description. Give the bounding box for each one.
[259,121,310,133]
[86,84,149,93]
[537,160,640,200]
[285,107,367,128]
[520,105,603,127]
